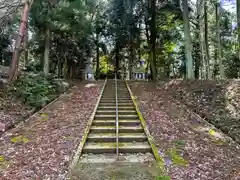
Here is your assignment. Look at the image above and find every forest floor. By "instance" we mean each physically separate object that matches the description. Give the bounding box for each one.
[161,79,240,143]
[0,81,103,179]
[129,81,240,180]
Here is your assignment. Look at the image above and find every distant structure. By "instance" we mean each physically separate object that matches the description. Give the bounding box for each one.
[132,60,146,80]
[84,58,95,80]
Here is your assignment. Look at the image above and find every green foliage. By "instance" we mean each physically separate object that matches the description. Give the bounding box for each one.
[1,0,239,80]
[9,74,59,108]
[225,56,240,78]
[0,33,12,66]
[100,55,112,74]
[28,0,95,78]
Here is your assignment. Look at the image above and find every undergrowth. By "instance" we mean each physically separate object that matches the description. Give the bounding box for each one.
[9,73,60,108]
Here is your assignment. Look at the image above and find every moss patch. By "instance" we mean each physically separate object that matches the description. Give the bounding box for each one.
[155,175,171,180]
[40,113,48,117]
[118,143,125,147]
[0,155,5,162]
[40,113,49,121]
[174,140,185,149]
[167,148,188,166]
[0,155,12,169]
[11,135,29,144]
[98,142,117,147]
[212,139,227,146]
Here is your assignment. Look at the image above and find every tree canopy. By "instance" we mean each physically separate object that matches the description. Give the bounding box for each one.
[0,0,239,80]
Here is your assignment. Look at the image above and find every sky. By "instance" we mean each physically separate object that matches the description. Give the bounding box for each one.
[191,0,236,13]
[221,0,236,12]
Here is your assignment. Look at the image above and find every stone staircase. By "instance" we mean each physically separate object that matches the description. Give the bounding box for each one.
[79,79,154,162]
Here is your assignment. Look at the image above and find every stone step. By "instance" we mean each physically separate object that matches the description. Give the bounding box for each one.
[103,92,128,93]
[95,110,136,115]
[87,133,148,142]
[100,100,133,103]
[119,126,144,133]
[92,119,140,126]
[94,114,138,120]
[101,96,130,99]
[101,97,131,100]
[90,125,143,133]
[87,133,116,142]
[90,126,116,133]
[105,92,128,93]
[102,94,126,95]
[99,103,133,107]
[82,142,151,154]
[78,153,155,163]
[98,106,135,110]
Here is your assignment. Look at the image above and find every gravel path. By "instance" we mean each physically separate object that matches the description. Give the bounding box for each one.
[0,81,103,180]
[129,81,240,180]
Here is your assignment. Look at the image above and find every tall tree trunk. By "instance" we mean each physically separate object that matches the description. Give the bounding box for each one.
[128,0,134,80]
[149,0,157,81]
[24,24,28,67]
[195,0,201,79]
[137,23,141,62]
[129,45,134,80]
[96,32,100,80]
[57,57,62,78]
[216,1,224,79]
[182,0,194,79]
[144,6,152,80]
[8,0,31,81]
[198,0,205,79]
[115,42,120,74]
[194,50,200,79]
[63,52,68,78]
[43,28,50,75]
[204,0,210,79]
[237,0,240,76]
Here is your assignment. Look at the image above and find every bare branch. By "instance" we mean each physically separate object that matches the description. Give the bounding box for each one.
[0,0,24,33]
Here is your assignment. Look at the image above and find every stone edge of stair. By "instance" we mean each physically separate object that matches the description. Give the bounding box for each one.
[125,80,164,165]
[69,79,107,171]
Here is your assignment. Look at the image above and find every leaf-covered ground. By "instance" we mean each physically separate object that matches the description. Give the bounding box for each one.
[129,81,240,180]
[161,79,240,143]
[0,81,103,179]
[0,85,34,134]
